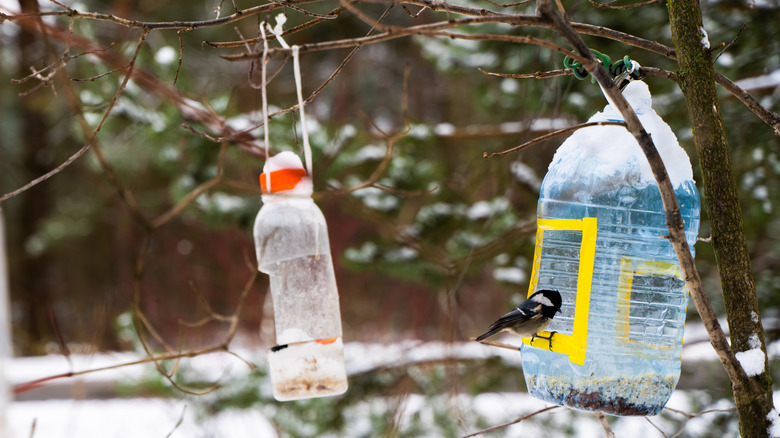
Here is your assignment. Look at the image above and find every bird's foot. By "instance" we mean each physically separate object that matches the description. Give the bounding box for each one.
[534,331,557,350]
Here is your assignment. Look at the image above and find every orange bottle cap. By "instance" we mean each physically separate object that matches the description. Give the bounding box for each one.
[260,168,307,193]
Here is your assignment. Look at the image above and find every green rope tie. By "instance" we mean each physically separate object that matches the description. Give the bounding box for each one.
[563,51,645,86]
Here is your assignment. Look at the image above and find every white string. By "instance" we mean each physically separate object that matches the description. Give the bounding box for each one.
[270,15,290,49]
[260,25,271,193]
[292,45,313,178]
[268,15,313,178]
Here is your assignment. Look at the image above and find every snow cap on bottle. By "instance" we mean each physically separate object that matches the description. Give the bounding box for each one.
[260,151,313,195]
[549,80,693,189]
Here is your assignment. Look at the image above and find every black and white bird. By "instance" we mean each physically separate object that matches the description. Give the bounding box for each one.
[475,289,563,342]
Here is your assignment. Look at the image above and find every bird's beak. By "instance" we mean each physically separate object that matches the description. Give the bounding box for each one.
[557,308,562,314]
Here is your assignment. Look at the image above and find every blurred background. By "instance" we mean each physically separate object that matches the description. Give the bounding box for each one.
[1,0,779,435]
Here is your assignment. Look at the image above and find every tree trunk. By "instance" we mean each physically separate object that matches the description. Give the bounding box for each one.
[14,0,56,355]
[667,0,775,435]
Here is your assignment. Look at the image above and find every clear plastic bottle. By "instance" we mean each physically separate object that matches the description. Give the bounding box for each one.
[521,81,700,415]
[254,151,348,401]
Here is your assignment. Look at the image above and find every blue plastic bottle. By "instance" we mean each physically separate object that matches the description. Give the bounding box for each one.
[521,81,700,416]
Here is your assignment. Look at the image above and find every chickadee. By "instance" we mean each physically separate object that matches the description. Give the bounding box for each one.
[475,289,563,345]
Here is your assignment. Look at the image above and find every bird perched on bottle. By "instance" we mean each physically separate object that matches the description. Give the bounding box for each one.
[475,289,563,343]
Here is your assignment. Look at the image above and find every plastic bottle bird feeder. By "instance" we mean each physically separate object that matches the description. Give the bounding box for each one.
[253,151,348,401]
[520,81,700,416]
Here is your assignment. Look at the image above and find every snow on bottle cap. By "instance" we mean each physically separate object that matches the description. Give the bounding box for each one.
[550,80,694,189]
[260,151,313,195]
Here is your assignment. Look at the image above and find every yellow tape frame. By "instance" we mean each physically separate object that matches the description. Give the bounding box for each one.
[616,258,685,351]
[523,217,597,365]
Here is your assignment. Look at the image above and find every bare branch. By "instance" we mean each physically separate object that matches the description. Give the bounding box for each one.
[596,412,616,438]
[589,0,663,9]
[461,406,560,438]
[713,23,745,64]
[13,345,228,394]
[11,0,777,133]
[204,4,350,48]
[67,64,127,82]
[0,141,91,204]
[481,0,534,8]
[483,121,627,158]
[716,71,780,134]
[472,337,522,352]
[151,176,222,228]
[173,30,184,85]
[479,67,572,79]
[643,417,671,438]
[164,405,187,438]
[3,0,320,30]
[0,29,150,205]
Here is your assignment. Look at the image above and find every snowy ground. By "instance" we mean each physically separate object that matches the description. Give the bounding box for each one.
[4,326,776,438]
[8,392,718,438]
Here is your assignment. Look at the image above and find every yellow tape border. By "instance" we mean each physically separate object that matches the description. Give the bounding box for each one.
[523,217,597,365]
[616,258,685,352]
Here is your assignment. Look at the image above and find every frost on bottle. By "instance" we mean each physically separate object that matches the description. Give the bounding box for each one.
[254,151,348,401]
[521,81,700,415]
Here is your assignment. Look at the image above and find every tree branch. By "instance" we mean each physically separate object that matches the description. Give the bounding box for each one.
[461,406,560,437]
[483,121,627,158]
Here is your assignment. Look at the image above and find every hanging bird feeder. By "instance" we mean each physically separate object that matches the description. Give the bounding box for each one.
[520,79,701,416]
[254,152,348,401]
[253,19,347,401]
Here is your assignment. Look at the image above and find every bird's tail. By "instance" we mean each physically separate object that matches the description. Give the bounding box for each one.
[475,326,502,341]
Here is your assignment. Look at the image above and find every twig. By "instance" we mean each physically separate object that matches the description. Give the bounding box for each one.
[0,29,150,205]
[322,118,403,197]
[224,23,584,65]
[49,308,71,362]
[27,418,36,438]
[479,67,571,79]
[589,0,662,9]
[481,0,534,8]
[319,62,408,198]
[67,64,127,82]
[714,23,745,64]
[14,0,779,133]
[4,0,321,30]
[13,345,227,394]
[461,405,560,437]
[151,176,222,228]
[203,4,350,48]
[644,417,670,438]
[715,71,780,134]
[0,140,91,204]
[596,412,615,438]
[472,337,522,352]
[174,30,184,85]
[164,405,187,438]
[68,31,153,228]
[15,256,260,395]
[483,121,627,158]
[400,4,427,17]
[150,143,227,228]
[662,406,737,438]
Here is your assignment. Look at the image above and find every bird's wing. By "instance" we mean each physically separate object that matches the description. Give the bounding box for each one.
[475,305,542,341]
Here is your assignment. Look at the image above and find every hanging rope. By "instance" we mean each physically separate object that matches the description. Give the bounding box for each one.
[563,50,645,88]
[259,24,272,193]
[268,14,314,179]
[292,46,314,178]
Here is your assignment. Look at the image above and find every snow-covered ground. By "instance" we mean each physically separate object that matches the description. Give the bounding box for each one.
[3,328,775,438]
[6,392,718,438]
